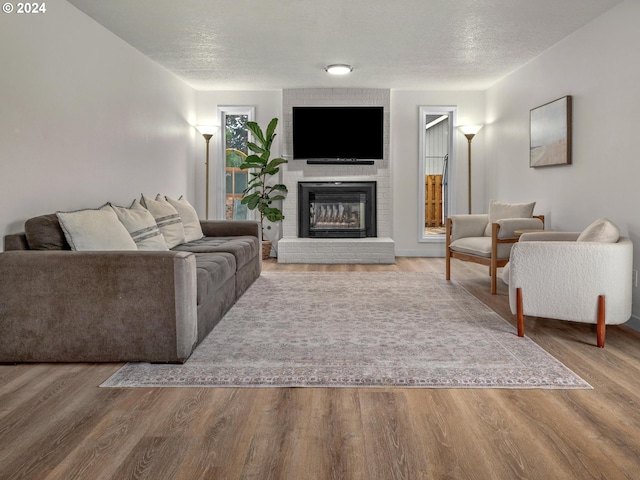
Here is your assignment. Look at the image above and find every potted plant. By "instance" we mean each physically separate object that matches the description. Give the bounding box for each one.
[239,117,288,259]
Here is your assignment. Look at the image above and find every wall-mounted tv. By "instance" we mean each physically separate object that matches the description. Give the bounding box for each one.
[292,106,384,162]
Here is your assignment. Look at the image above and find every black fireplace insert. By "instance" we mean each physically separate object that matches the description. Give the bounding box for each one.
[298,182,377,238]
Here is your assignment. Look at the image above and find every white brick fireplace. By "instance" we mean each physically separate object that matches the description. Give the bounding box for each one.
[277,88,395,264]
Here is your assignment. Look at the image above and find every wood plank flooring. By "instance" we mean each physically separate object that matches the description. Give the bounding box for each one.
[1,257,640,479]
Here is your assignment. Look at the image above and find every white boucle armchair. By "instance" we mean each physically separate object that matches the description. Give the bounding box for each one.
[503,222,633,348]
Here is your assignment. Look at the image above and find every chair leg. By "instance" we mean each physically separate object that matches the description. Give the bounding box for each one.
[597,295,606,348]
[445,250,451,280]
[490,261,497,294]
[490,223,499,294]
[445,218,451,281]
[516,288,524,337]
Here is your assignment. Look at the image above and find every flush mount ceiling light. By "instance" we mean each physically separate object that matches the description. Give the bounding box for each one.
[324,64,353,75]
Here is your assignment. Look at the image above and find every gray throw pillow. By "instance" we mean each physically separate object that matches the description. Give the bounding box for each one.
[25,214,71,250]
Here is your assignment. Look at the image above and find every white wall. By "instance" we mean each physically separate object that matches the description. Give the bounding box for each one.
[0,1,197,248]
[485,0,640,324]
[391,90,485,256]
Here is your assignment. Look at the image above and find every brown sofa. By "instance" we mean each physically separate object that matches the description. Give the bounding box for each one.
[0,215,261,364]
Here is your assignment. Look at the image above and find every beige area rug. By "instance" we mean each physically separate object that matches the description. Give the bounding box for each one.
[102,272,591,389]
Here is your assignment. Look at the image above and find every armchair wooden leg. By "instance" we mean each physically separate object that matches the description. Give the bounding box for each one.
[445,218,451,281]
[516,288,524,337]
[490,223,498,294]
[490,263,497,294]
[597,295,606,348]
[445,250,451,280]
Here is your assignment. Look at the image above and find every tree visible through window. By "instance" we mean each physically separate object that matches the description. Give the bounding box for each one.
[225,115,249,220]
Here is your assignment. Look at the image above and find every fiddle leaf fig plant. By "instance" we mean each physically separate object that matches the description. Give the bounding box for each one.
[239,118,288,238]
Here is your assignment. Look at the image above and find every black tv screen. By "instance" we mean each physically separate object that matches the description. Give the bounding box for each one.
[292,106,384,160]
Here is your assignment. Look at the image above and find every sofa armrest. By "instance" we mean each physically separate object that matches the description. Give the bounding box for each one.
[519,231,581,242]
[200,220,261,239]
[0,250,198,363]
[495,217,544,239]
[448,214,489,242]
[3,233,28,251]
[507,238,633,324]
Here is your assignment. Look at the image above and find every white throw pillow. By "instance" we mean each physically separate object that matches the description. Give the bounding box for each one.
[164,195,203,242]
[577,218,620,243]
[484,200,536,236]
[108,200,169,250]
[56,206,138,251]
[140,194,186,248]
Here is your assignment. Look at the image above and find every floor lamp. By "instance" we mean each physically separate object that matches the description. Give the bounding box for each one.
[457,125,483,214]
[196,126,218,219]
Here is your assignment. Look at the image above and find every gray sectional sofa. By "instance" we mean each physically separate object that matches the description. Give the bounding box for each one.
[0,215,261,364]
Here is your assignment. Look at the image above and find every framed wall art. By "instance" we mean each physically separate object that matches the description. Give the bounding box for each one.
[530,95,572,168]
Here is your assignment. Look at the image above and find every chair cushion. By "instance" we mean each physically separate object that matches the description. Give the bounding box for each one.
[484,200,535,236]
[449,237,514,259]
[577,218,620,243]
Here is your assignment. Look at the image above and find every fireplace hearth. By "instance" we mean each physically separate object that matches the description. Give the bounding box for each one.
[298,182,376,238]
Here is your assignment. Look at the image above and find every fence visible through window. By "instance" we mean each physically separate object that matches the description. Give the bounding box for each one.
[224,115,249,220]
[423,114,449,235]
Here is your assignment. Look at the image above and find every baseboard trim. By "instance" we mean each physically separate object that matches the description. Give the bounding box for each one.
[394,249,444,258]
[626,315,640,333]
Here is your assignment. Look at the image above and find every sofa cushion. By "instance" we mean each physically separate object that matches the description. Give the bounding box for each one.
[194,253,236,306]
[173,236,259,270]
[25,214,71,250]
[140,194,186,248]
[165,196,204,243]
[108,200,168,251]
[577,218,620,243]
[484,200,536,236]
[56,207,138,251]
[449,237,514,259]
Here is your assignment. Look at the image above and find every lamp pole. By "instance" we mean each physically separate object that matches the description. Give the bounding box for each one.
[457,125,483,214]
[202,133,213,219]
[464,133,475,214]
[196,125,218,220]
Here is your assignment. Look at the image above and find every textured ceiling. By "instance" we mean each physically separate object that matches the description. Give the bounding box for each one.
[67,0,623,91]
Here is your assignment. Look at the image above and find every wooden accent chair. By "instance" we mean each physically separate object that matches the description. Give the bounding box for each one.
[445,201,544,294]
[502,218,632,348]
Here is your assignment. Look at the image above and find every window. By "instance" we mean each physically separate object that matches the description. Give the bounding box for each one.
[418,106,457,242]
[217,106,255,220]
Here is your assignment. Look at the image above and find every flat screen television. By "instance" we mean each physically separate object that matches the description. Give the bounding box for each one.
[292,106,384,161]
